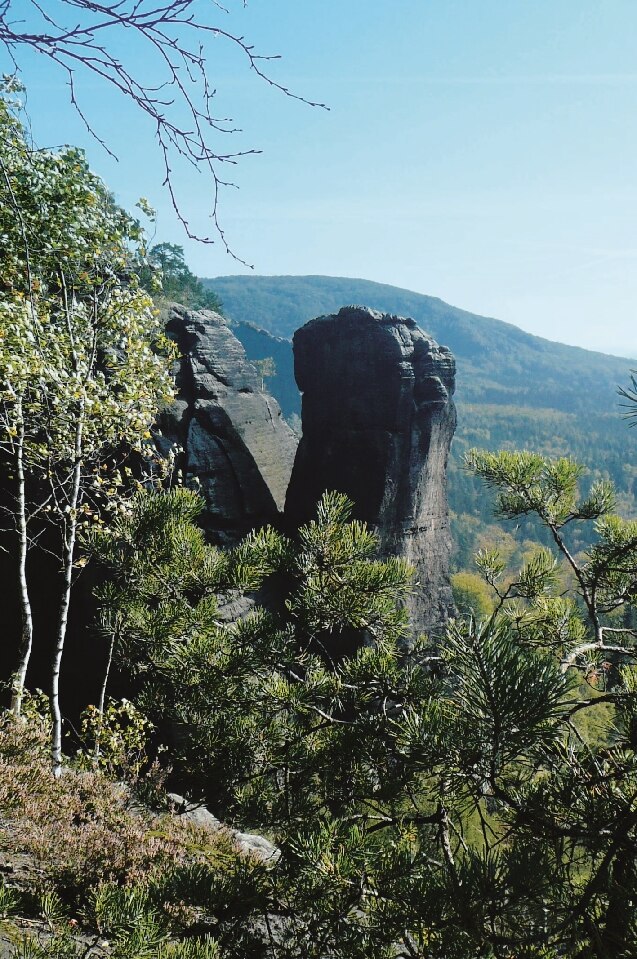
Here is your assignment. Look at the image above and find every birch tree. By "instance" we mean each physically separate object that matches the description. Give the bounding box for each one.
[0,82,175,772]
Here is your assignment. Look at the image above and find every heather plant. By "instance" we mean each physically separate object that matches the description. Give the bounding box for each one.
[0,690,50,765]
[0,709,240,904]
[0,697,278,957]
[1,766,165,897]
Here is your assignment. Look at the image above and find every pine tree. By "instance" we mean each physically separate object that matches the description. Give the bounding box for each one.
[89,457,637,957]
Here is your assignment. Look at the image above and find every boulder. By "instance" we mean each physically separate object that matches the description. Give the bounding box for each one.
[285,306,457,636]
[167,793,279,862]
[159,305,297,544]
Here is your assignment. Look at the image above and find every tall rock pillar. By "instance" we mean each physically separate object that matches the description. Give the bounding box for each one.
[158,305,297,544]
[285,306,457,636]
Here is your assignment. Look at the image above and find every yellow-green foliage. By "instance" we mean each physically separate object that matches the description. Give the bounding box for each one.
[451,571,495,618]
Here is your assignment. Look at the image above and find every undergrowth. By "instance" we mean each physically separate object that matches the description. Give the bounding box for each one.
[0,699,273,958]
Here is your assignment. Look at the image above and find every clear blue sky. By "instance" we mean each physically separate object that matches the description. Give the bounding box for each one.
[9,1,637,358]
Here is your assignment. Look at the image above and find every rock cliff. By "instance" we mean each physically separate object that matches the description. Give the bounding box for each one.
[159,304,297,543]
[285,306,457,635]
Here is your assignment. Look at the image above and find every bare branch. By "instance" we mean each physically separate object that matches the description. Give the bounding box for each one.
[0,0,327,258]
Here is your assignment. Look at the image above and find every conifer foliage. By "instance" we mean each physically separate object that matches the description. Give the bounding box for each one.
[89,467,637,958]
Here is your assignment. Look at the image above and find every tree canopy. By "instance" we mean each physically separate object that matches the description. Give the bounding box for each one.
[81,458,637,958]
[0,80,175,768]
[140,243,224,314]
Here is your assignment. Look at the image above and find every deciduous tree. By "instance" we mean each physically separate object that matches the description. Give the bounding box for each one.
[0,83,175,773]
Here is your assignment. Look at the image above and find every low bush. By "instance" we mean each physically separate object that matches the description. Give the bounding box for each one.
[0,704,277,957]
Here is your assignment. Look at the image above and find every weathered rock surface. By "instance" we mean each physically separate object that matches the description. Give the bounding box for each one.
[167,793,279,862]
[159,305,297,543]
[285,306,457,636]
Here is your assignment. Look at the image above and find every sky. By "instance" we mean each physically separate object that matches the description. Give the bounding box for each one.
[7,0,637,358]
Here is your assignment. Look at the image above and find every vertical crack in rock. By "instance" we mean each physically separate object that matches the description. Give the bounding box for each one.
[158,305,298,544]
[285,305,457,637]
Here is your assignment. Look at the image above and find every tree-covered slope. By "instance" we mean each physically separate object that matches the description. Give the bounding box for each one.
[203,274,634,414]
[228,321,299,422]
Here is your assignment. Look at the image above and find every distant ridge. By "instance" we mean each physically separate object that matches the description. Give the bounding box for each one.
[203,274,632,414]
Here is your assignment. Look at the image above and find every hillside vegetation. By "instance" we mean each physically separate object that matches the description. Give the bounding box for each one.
[4,79,637,957]
[204,274,633,413]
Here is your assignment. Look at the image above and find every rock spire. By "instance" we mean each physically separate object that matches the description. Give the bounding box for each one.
[159,305,297,544]
[285,305,457,635]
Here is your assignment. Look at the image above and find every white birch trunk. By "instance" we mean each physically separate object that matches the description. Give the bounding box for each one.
[51,406,84,778]
[94,628,117,763]
[10,397,34,716]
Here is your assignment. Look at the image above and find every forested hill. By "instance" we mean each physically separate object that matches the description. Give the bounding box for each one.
[202,274,634,414]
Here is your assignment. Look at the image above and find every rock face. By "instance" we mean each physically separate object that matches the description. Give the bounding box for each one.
[285,306,457,636]
[159,305,297,543]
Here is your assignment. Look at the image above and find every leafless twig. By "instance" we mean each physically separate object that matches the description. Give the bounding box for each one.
[0,0,327,262]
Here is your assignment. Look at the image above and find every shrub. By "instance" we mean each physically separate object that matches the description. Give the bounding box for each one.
[0,710,239,904]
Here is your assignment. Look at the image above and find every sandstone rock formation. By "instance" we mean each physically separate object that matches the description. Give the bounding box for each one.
[285,306,457,636]
[159,305,297,543]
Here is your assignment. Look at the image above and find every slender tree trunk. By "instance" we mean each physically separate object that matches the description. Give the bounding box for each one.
[51,500,78,778]
[94,627,117,763]
[10,398,34,716]
[51,410,84,778]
